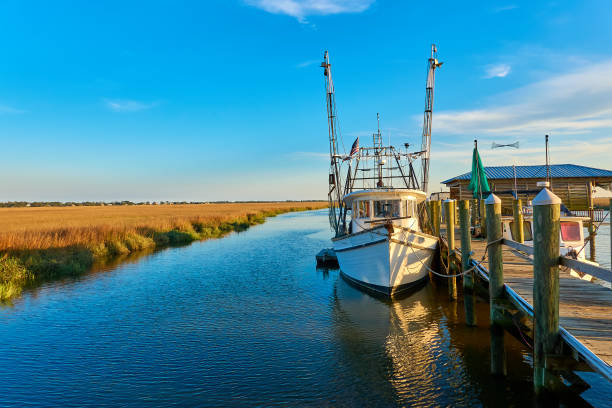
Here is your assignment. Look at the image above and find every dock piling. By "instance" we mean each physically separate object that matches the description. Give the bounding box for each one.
[432,200,441,237]
[587,181,596,262]
[459,200,476,326]
[532,188,561,393]
[513,199,524,243]
[480,199,487,238]
[444,199,457,300]
[485,193,506,376]
[471,198,478,228]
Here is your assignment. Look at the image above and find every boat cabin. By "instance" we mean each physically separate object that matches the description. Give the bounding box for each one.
[344,189,426,234]
[501,215,589,258]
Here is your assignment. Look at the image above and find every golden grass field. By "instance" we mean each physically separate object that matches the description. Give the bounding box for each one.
[0,202,327,300]
[0,202,327,251]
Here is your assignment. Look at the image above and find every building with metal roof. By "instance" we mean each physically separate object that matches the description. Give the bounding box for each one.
[442,164,612,211]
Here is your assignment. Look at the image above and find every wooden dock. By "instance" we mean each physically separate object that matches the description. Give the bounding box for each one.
[433,192,612,392]
[468,238,612,379]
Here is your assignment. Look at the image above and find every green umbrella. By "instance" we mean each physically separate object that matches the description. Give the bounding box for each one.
[468,145,490,199]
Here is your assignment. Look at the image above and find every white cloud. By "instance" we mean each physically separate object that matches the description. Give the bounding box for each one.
[493,5,518,12]
[434,137,612,162]
[296,59,320,68]
[0,104,25,114]
[245,0,374,22]
[484,63,511,78]
[428,136,612,190]
[434,60,612,136]
[104,99,159,112]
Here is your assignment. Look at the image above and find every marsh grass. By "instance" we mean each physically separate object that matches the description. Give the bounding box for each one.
[0,203,326,301]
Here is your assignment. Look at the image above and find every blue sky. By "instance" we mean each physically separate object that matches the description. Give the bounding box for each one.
[1,0,611,201]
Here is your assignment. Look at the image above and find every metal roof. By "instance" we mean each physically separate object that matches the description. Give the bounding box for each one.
[442,164,612,184]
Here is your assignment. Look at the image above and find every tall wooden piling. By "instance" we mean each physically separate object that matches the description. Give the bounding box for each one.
[432,200,441,237]
[425,201,432,234]
[532,188,561,393]
[485,193,505,376]
[471,198,478,228]
[459,200,476,326]
[480,198,487,238]
[444,199,457,300]
[512,199,524,243]
[455,204,459,226]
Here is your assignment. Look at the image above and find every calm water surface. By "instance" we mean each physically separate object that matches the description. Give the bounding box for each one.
[0,210,609,407]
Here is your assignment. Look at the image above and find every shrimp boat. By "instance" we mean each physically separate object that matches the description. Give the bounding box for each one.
[320,47,442,296]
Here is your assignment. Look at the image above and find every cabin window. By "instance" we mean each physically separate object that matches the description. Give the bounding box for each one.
[560,221,581,242]
[357,201,371,218]
[404,200,415,218]
[374,200,401,218]
[509,220,533,241]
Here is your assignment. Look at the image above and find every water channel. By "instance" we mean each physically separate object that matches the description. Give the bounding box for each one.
[0,210,609,407]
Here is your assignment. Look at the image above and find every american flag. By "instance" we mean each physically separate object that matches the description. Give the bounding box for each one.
[345,137,359,160]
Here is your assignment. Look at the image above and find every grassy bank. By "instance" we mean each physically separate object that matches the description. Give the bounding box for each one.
[0,202,326,301]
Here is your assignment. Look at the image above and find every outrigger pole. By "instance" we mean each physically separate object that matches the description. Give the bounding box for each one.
[321,51,347,237]
[420,44,443,195]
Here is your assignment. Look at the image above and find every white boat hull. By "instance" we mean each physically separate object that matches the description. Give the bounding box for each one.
[332,226,438,296]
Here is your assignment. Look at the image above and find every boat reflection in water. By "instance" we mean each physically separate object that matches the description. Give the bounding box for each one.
[329,274,537,407]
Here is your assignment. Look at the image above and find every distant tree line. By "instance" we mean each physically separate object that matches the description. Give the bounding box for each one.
[0,200,326,208]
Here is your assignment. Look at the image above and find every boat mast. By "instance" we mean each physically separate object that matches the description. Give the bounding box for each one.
[321,51,346,236]
[420,44,442,194]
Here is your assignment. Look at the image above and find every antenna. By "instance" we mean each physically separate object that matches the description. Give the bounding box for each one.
[373,113,384,187]
[513,164,518,198]
[545,134,551,186]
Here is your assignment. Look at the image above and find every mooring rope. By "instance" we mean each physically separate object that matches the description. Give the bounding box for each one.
[398,228,502,278]
[359,223,503,279]
[512,313,533,350]
[575,210,610,258]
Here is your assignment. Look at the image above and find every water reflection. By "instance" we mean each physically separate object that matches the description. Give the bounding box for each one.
[331,275,539,406]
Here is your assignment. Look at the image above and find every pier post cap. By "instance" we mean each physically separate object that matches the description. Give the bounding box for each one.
[484,193,501,205]
[532,188,561,206]
[442,198,455,203]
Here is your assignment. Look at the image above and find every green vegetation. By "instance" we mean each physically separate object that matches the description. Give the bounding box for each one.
[0,200,324,208]
[0,207,312,302]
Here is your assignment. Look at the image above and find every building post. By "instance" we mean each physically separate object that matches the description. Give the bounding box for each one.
[459,200,476,326]
[444,199,457,300]
[512,199,524,243]
[480,199,487,238]
[486,193,505,376]
[587,181,596,262]
[532,188,561,393]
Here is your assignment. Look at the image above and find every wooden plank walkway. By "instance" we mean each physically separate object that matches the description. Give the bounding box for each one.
[467,237,612,376]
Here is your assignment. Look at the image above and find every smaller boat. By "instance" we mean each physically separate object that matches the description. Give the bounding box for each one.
[500,212,599,280]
